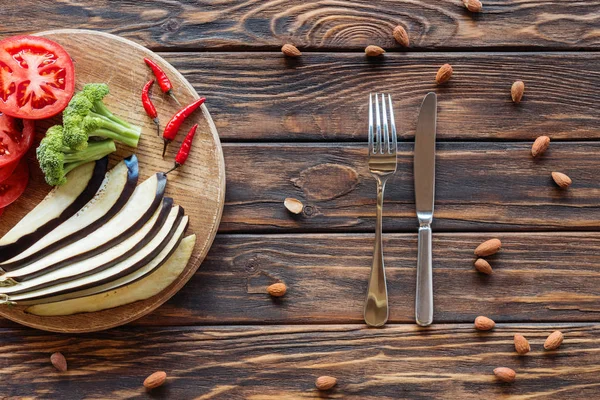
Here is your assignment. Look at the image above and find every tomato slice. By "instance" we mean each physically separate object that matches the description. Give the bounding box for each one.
[0,158,28,208]
[0,113,35,168]
[0,159,19,183]
[0,35,75,119]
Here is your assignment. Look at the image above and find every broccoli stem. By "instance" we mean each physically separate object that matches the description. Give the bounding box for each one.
[63,140,116,175]
[88,112,141,148]
[92,101,134,129]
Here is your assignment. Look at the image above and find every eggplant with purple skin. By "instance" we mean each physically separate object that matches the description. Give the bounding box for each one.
[0,156,139,272]
[0,158,108,263]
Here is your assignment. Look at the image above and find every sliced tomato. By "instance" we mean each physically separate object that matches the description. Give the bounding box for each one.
[0,35,75,119]
[0,113,35,168]
[0,158,28,208]
[0,159,18,182]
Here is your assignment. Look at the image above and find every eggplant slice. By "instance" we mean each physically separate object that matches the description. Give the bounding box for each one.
[0,156,139,272]
[0,158,108,263]
[0,173,167,286]
[25,234,197,316]
[15,211,188,304]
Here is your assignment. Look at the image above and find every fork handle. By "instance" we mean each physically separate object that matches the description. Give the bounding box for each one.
[364,178,389,327]
[415,224,433,326]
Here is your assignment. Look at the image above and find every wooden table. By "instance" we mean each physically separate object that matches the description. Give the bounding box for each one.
[2,1,600,398]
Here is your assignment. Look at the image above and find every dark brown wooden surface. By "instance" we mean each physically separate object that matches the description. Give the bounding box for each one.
[2,1,600,398]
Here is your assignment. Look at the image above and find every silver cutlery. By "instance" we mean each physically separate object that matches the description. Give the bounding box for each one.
[364,93,397,327]
[414,92,437,326]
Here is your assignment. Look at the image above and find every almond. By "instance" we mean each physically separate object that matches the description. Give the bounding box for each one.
[267,282,287,297]
[474,316,495,331]
[435,64,453,84]
[284,197,304,214]
[474,258,493,275]
[144,371,167,390]
[511,80,525,103]
[494,367,516,383]
[365,45,385,57]
[464,0,483,12]
[531,136,550,157]
[281,44,301,57]
[514,334,531,355]
[393,26,409,47]
[544,330,564,350]
[474,238,502,257]
[552,172,572,189]
[50,352,67,372]
[315,375,337,390]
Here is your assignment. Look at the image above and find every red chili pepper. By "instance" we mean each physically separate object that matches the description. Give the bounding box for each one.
[143,57,181,106]
[141,79,160,136]
[166,124,198,174]
[162,97,205,157]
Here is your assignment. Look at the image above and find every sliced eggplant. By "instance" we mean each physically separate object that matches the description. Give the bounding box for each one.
[0,173,168,286]
[0,158,108,263]
[15,212,188,304]
[25,235,197,316]
[0,156,139,272]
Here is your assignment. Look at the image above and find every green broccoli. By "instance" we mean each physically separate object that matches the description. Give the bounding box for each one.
[62,83,142,150]
[36,125,116,186]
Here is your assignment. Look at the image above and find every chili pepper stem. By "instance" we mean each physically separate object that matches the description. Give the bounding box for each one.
[153,118,160,136]
[162,139,171,158]
[167,90,182,107]
[165,163,181,175]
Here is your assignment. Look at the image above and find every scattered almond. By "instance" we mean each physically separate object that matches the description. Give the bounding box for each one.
[474,238,502,257]
[365,45,385,57]
[393,25,410,47]
[494,367,516,383]
[284,197,304,214]
[514,334,531,355]
[531,136,550,157]
[281,44,301,57]
[544,330,564,350]
[315,375,337,390]
[552,172,572,189]
[435,64,453,84]
[474,258,493,275]
[474,316,495,331]
[464,0,483,12]
[50,352,67,372]
[144,371,167,390]
[267,282,287,297]
[511,80,525,103]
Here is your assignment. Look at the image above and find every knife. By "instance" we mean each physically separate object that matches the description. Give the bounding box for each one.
[413,92,437,326]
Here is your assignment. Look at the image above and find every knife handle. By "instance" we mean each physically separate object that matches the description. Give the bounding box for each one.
[415,224,433,326]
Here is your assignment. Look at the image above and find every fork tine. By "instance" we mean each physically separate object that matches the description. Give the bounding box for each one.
[381,93,390,154]
[375,93,382,153]
[368,93,374,154]
[387,94,397,153]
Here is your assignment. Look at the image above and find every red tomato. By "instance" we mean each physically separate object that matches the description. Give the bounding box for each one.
[0,158,28,208]
[0,159,18,182]
[0,113,35,169]
[0,35,75,119]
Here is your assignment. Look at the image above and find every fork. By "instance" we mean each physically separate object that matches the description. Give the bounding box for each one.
[364,93,397,327]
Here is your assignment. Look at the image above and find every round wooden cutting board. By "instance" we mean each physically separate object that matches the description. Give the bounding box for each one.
[0,30,225,333]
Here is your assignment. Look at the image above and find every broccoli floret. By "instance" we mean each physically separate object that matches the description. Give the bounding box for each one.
[62,83,141,150]
[36,125,116,186]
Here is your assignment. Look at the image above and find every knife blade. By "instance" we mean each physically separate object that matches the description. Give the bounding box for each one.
[413,92,437,326]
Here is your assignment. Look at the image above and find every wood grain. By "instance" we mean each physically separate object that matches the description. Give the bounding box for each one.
[2,1,599,50]
[164,52,600,141]
[217,142,600,233]
[0,30,225,333]
[1,324,599,399]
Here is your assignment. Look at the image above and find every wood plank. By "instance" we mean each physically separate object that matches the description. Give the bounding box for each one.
[1,324,599,399]
[5,1,600,50]
[218,142,600,233]
[2,231,596,328]
[165,52,600,141]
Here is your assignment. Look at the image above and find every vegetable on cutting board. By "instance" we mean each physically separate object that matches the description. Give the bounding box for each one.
[0,114,35,169]
[0,159,108,263]
[143,57,180,105]
[25,234,196,316]
[162,98,205,157]
[0,157,139,268]
[0,35,75,119]
[166,124,198,174]
[0,159,29,209]
[141,79,160,136]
